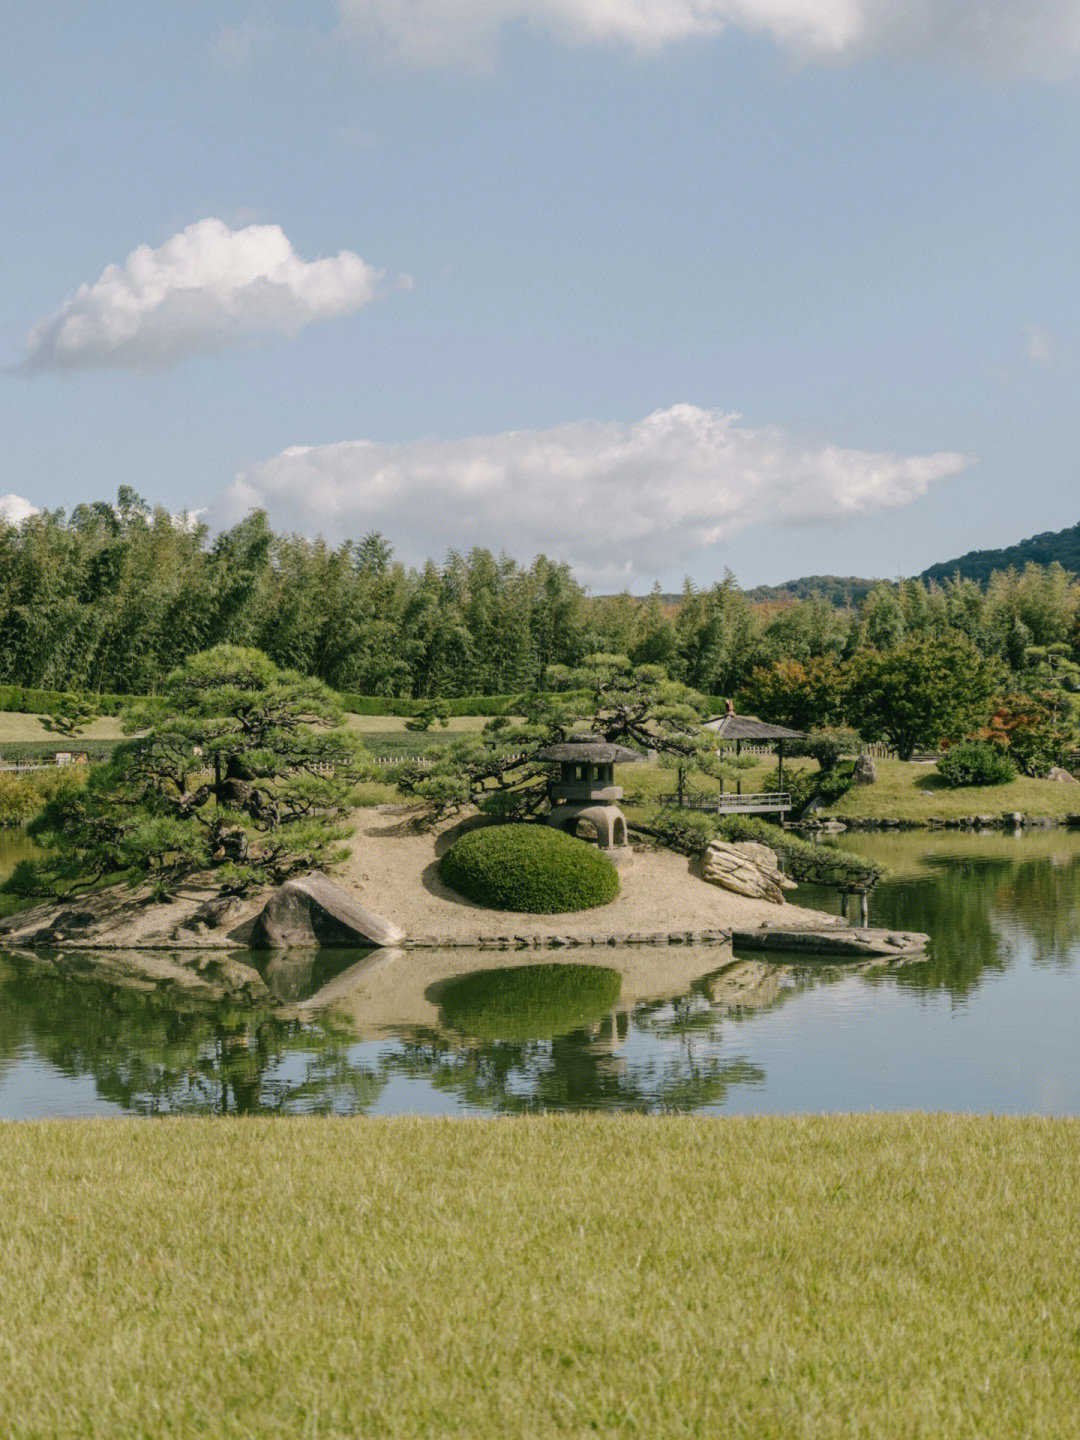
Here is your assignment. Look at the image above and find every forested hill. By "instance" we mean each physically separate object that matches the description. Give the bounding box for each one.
[742,576,880,606]
[919,521,1080,588]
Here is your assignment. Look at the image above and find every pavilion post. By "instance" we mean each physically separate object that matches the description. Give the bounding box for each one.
[778,738,784,794]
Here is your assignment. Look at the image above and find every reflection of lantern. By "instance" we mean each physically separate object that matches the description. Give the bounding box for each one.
[535,734,642,850]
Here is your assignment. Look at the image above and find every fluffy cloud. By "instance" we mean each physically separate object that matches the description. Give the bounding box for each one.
[23,219,398,372]
[335,0,1080,76]
[0,494,40,526]
[226,404,969,585]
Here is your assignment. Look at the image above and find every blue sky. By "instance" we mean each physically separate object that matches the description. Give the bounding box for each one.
[2,1,1078,589]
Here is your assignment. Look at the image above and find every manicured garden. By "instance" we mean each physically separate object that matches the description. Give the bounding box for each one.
[2,1114,1078,1439]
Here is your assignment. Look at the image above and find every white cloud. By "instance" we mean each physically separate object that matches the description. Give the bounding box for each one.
[1025,323,1066,368]
[335,0,1080,76]
[226,404,969,585]
[0,494,40,526]
[22,219,401,372]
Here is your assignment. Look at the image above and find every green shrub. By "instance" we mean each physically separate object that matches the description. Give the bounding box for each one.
[716,815,886,891]
[0,768,88,827]
[439,964,622,1040]
[936,741,1017,789]
[438,823,620,913]
[641,808,720,855]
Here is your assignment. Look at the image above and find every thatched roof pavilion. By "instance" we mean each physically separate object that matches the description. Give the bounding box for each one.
[702,711,807,792]
[702,714,806,743]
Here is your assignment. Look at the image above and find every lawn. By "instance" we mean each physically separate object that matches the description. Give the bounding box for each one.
[825,758,1080,822]
[0,711,129,743]
[2,1114,1078,1439]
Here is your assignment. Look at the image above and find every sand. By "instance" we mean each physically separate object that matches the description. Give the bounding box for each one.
[335,807,841,942]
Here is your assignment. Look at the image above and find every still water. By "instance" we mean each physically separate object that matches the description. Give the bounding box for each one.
[2,827,1079,1119]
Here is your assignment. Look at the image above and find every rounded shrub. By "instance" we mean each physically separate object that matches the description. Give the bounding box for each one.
[439,964,622,1040]
[438,822,619,913]
[936,741,1017,789]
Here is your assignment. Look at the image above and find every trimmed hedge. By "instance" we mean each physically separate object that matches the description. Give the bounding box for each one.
[438,823,620,913]
[0,686,131,716]
[439,964,622,1040]
[0,739,118,765]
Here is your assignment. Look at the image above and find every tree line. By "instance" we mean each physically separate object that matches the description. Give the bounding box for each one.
[3,491,1080,729]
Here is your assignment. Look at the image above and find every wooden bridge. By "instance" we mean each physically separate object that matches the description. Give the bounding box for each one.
[657,790,792,816]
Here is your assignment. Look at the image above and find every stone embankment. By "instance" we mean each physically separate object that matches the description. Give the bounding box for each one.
[795,813,1080,832]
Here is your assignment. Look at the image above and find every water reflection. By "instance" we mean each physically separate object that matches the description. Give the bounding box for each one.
[4,827,1080,1118]
[832,829,1080,992]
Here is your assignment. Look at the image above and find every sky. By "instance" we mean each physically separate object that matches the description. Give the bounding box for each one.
[2,1,1079,591]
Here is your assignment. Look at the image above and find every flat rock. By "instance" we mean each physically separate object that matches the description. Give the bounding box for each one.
[249,871,404,949]
[731,924,929,958]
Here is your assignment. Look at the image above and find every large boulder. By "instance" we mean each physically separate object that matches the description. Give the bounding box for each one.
[1047,767,1078,784]
[250,871,404,949]
[702,841,796,904]
[853,753,877,785]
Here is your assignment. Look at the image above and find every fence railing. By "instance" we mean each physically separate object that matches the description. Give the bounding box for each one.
[658,790,792,814]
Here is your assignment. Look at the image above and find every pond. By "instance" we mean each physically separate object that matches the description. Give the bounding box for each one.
[2,826,1080,1119]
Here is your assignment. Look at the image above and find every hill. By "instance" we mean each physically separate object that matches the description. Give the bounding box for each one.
[919,520,1080,587]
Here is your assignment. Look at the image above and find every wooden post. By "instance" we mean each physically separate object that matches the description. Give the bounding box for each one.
[677,765,684,807]
[777,738,785,794]
[736,739,742,797]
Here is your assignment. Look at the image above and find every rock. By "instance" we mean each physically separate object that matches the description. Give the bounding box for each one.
[249,872,404,949]
[731,924,929,958]
[707,959,787,1009]
[853,753,877,785]
[1047,767,1078,784]
[702,841,797,904]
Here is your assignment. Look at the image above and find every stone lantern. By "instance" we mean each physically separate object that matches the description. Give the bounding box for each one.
[534,734,641,851]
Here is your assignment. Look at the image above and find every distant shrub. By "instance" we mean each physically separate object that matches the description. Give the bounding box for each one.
[641,808,720,855]
[936,742,1017,789]
[439,964,622,1040]
[0,768,88,827]
[438,823,619,913]
[790,727,862,773]
[716,815,886,891]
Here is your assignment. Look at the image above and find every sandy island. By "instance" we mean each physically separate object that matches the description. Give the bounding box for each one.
[335,807,842,944]
[0,805,843,952]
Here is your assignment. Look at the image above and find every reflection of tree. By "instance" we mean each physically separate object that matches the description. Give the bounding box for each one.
[855,858,1009,998]
[989,852,1080,966]
[0,957,385,1116]
[385,1016,763,1115]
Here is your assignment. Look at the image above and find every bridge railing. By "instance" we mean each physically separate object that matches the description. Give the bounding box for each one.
[658,791,792,814]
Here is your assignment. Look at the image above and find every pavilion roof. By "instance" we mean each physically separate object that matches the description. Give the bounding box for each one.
[702,713,807,742]
[535,734,642,765]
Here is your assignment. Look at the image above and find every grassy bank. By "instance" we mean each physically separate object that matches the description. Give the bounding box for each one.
[2,1114,1078,1439]
[825,758,1080,823]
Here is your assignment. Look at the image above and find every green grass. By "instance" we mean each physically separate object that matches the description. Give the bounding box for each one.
[826,758,1080,822]
[1,1115,1078,1438]
[0,711,129,743]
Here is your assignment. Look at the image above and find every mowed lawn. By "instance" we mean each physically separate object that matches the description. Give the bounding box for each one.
[2,1115,1079,1438]
[826,758,1080,822]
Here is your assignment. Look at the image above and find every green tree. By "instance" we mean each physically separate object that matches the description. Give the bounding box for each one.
[393,655,710,821]
[846,635,1000,760]
[9,646,369,896]
[737,655,846,731]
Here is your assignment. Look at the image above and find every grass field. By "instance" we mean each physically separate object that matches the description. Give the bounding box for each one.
[2,1114,1078,1439]
[825,758,1080,822]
